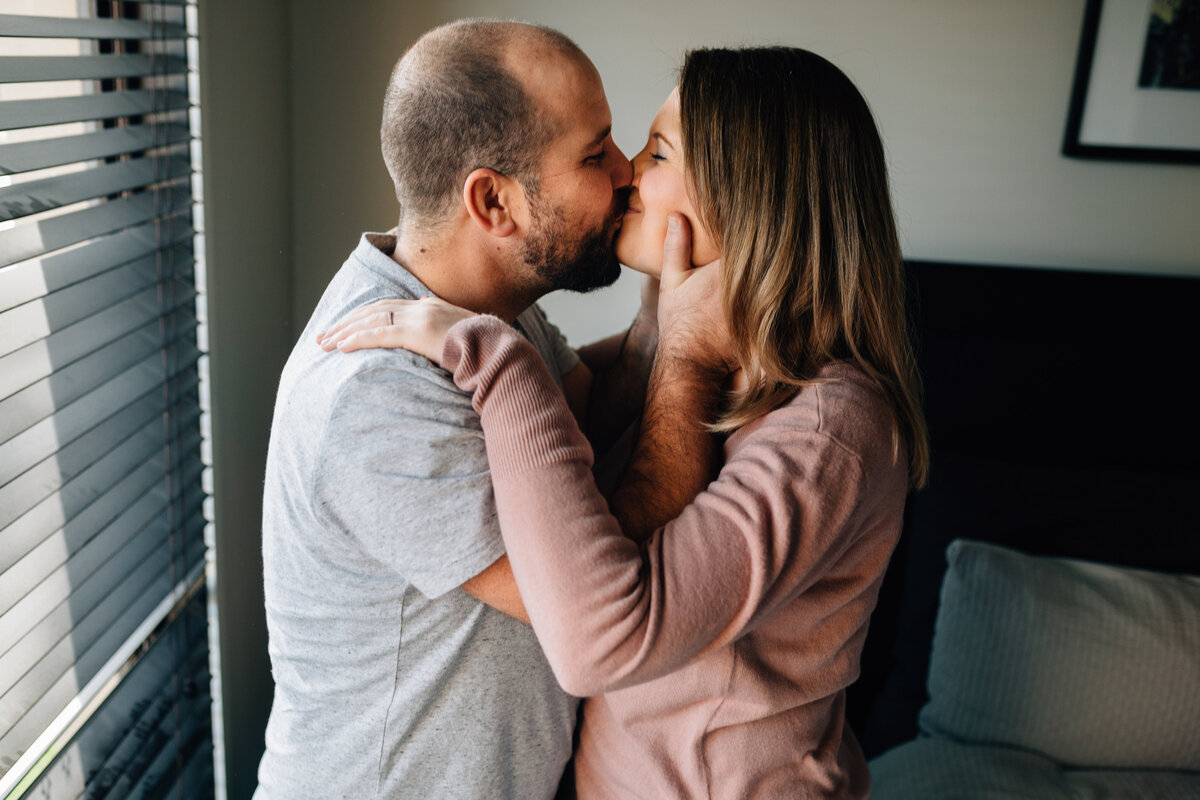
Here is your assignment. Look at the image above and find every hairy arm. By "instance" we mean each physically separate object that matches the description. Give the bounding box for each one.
[577,281,660,461]
[608,214,733,540]
[607,346,724,541]
[461,555,529,624]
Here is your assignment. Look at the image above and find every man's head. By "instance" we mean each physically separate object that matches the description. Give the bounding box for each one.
[382,19,631,296]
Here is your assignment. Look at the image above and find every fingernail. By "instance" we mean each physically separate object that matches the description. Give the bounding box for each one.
[668,215,679,233]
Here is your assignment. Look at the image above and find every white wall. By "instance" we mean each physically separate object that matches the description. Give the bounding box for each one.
[287,0,1200,346]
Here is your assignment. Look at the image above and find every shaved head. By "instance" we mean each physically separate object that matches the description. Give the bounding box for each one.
[381,19,587,232]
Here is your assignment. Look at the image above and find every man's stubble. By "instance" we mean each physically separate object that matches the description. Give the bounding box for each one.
[522,188,629,294]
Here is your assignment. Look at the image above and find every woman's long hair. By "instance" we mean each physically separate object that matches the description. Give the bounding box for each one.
[680,46,929,487]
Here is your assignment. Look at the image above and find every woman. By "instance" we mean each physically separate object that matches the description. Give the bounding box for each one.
[323,47,928,799]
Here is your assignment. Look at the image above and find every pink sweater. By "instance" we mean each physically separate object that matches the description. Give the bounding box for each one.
[443,317,909,800]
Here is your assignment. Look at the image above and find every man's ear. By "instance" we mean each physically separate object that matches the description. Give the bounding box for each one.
[462,168,523,238]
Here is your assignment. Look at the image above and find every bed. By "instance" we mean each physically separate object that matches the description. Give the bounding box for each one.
[845,260,1200,798]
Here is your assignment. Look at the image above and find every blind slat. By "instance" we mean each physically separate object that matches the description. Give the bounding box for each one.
[0,375,201,540]
[0,539,198,760]
[0,487,203,690]
[0,54,189,84]
[0,187,191,268]
[0,14,187,41]
[0,281,196,398]
[0,432,199,607]
[31,626,210,800]
[0,394,199,536]
[0,222,194,313]
[0,347,200,486]
[85,612,210,799]
[0,493,204,701]
[0,89,190,132]
[0,247,194,357]
[0,122,191,175]
[0,155,192,224]
[0,316,197,443]
[0,472,203,638]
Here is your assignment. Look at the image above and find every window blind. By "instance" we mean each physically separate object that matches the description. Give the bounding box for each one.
[0,1,212,798]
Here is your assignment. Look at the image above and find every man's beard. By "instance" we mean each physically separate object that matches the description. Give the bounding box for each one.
[522,190,626,294]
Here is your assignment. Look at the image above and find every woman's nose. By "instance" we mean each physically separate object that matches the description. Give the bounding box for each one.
[628,151,648,186]
[611,147,633,189]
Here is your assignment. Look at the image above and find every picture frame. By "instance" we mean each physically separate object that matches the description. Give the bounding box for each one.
[1063,0,1200,164]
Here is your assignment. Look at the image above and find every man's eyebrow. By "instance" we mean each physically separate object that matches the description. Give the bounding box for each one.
[586,126,612,149]
[653,132,678,151]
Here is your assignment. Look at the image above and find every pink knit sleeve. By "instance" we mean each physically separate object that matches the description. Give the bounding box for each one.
[443,316,875,696]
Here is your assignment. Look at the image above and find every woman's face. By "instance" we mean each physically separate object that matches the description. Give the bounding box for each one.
[617,88,721,275]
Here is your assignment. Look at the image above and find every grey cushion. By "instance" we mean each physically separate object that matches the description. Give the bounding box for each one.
[870,738,1200,800]
[918,539,1200,770]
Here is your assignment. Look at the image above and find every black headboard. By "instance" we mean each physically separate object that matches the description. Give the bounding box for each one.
[847,260,1200,759]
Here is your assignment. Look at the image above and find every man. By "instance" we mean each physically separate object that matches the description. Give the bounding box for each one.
[255,19,673,799]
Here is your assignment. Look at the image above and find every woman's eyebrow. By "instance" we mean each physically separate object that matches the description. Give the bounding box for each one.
[653,132,678,152]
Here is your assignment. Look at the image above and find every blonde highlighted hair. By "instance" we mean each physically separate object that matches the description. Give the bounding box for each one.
[680,47,929,487]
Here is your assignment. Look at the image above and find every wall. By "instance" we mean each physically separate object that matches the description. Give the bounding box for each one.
[196,2,1199,795]
[197,0,292,796]
[287,0,1200,346]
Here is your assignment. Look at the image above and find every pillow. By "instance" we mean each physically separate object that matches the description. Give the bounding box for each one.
[848,451,1200,760]
[918,539,1200,770]
[869,738,1200,800]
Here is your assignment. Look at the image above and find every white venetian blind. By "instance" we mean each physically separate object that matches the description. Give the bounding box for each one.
[0,0,213,797]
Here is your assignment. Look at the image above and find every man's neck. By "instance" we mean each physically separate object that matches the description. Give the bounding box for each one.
[390,229,534,323]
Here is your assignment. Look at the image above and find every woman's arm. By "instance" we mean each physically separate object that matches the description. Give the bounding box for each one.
[318,291,877,695]
[443,317,872,696]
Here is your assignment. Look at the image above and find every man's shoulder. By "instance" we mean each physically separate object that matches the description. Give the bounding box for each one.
[309,236,425,329]
[330,350,473,421]
[284,234,464,401]
[277,341,474,448]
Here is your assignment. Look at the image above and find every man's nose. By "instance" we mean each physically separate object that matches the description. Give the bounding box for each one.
[611,145,633,189]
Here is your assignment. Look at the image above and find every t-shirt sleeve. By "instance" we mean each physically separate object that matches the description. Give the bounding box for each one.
[312,357,505,598]
[527,303,580,378]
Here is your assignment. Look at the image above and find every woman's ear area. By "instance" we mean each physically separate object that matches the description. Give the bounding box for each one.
[462,168,524,238]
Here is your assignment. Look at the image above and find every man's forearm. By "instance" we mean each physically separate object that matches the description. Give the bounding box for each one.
[607,346,723,542]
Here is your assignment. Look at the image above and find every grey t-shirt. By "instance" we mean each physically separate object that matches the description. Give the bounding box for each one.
[255,233,580,799]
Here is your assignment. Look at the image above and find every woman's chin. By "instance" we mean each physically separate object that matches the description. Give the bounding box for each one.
[620,260,661,277]
[616,241,661,277]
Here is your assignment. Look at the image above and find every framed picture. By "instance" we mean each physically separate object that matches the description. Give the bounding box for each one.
[1063,0,1200,164]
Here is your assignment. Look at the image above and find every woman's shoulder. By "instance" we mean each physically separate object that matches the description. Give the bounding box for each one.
[741,361,901,471]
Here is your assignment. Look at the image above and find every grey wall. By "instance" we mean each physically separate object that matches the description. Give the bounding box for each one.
[197,0,291,797]
[286,0,1200,346]
[198,1,1199,795]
